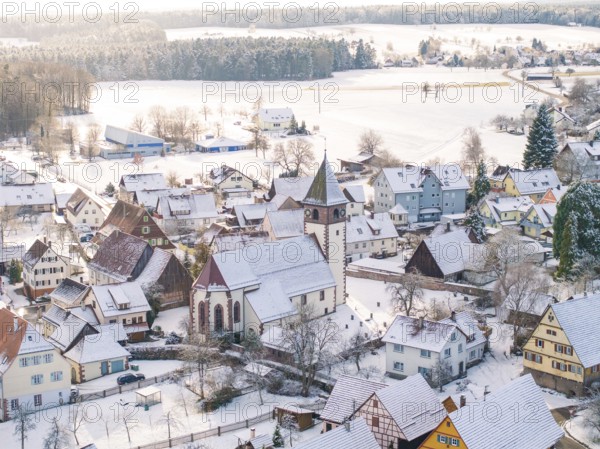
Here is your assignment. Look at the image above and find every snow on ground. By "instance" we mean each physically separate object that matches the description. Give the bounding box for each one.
[76,360,184,393]
[568,408,600,449]
[0,378,323,449]
[152,306,190,334]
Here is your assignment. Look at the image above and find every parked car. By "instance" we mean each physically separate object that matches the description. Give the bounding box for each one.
[117,373,145,385]
[80,233,93,243]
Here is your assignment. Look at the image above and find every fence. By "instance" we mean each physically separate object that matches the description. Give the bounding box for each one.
[77,370,182,402]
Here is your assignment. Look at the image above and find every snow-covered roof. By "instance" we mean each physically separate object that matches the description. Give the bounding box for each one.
[526,203,557,228]
[245,277,298,323]
[233,202,278,227]
[507,168,561,195]
[420,229,477,276]
[50,279,90,307]
[134,188,189,209]
[45,306,98,351]
[374,374,446,442]
[105,125,164,146]
[258,107,293,124]
[0,309,55,375]
[64,328,130,364]
[439,311,487,351]
[264,208,304,239]
[196,236,335,318]
[550,293,600,368]
[382,315,462,353]
[321,375,387,424]
[295,417,379,449]
[482,196,534,222]
[0,182,54,207]
[120,173,167,192]
[22,239,50,268]
[89,231,151,282]
[381,164,469,194]
[197,136,246,149]
[303,153,348,207]
[0,161,36,185]
[211,232,270,253]
[343,185,366,204]
[54,192,73,210]
[268,177,315,202]
[347,213,398,244]
[89,282,151,318]
[157,193,218,221]
[389,203,408,215]
[450,374,563,449]
[135,248,172,288]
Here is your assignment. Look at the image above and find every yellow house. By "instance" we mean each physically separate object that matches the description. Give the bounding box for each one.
[0,309,71,420]
[419,375,563,449]
[478,196,533,229]
[521,203,556,240]
[502,168,561,203]
[523,293,600,396]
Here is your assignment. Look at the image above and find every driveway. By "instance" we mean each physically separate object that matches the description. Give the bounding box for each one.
[552,408,590,449]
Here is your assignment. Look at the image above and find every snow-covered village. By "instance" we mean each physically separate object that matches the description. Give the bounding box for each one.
[3,2,600,449]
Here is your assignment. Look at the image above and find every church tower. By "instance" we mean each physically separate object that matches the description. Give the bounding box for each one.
[302,152,348,305]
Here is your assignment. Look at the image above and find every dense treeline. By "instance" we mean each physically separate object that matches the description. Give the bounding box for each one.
[0,63,94,138]
[0,37,377,82]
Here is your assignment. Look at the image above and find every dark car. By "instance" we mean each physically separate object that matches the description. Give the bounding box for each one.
[117,373,145,385]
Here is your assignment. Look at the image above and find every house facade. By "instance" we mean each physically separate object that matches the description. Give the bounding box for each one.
[346,213,398,263]
[501,168,561,202]
[0,309,71,420]
[382,315,469,385]
[373,165,469,223]
[257,107,293,131]
[478,196,533,230]
[119,173,168,202]
[342,185,366,217]
[523,293,600,396]
[557,141,600,181]
[521,203,557,239]
[22,240,70,299]
[154,193,219,234]
[210,165,254,199]
[66,188,106,229]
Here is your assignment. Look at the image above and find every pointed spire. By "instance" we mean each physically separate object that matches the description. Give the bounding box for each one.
[302,152,348,207]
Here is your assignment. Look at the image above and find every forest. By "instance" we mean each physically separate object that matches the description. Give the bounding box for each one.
[0,37,377,82]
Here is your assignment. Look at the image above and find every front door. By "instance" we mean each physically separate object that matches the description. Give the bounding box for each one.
[101,361,109,375]
[459,362,465,376]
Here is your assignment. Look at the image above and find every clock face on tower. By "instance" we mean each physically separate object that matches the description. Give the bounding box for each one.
[340,209,346,217]
[305,209,312,217]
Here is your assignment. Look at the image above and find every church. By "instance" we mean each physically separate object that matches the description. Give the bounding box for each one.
[190,153,348,340]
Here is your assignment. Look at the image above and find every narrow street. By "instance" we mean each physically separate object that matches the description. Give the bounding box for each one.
[553,408,590,449]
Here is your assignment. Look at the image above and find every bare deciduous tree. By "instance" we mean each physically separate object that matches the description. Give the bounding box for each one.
[357,129,384,155]
[149,105,168,139]
[272,139,315,176]
[280,414,300,447]
[158,411,181,440]
[130,113,147,133]
[462,127,485,167]
[166,170,179,187]
[502,263,551,349]
[12,404,36,449]
[181,333,219,399]
[43,417,69,449]
[280,304,341,397]
[386,270,424,317]
[242,332,268,405]
[342,331,370,373]
[70,404,86,445]
[84,123,102,161]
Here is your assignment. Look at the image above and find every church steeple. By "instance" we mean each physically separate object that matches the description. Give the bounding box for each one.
[303,152,348,207]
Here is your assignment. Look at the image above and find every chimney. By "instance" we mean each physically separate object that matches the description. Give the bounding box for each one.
[250,428,256,440]
[450,311,456,322]
[557,184,561,190]
[43,236,47,244]
[419,316,424,329]
[495,196,500,203]
[460,395,467,408]
[344,420,351,432]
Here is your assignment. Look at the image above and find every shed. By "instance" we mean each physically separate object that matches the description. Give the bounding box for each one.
[136,386,162,407]
[275,405,314,431]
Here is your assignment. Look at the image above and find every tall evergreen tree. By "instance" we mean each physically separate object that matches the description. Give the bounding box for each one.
[272,424,284,448]
[522,104,558,169]
[468,161,491,208]
[464,210,487,243]
[553,182,600,279]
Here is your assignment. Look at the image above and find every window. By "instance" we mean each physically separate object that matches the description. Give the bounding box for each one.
[420,349,431,358]
[566,346,572,356]
[536,339,544,348]
[143,215,149,222]
[142,226,150,234]
[312,209,319,220]
[458,344,463,353]
[233,301,241,324]
[373,400,378,408]
[19,357,29,367]
[34,394,42,407]
[451,438,460,447]
[469,350,476,360]
[301,295,307,305]
[50,371,63,382]
[444,348,451,358]
[31,374,44,385]
[393,362,404,372]
[320,291,325,301]
[438,435,448,444]
[418,367,431,378]
[451,332,457,341]
[393,344,404,353]
[371,417,379,427]
[10,399,19,410]
[214,305,224,332]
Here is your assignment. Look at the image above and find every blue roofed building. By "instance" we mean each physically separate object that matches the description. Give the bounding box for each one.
[99,125,169,159]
